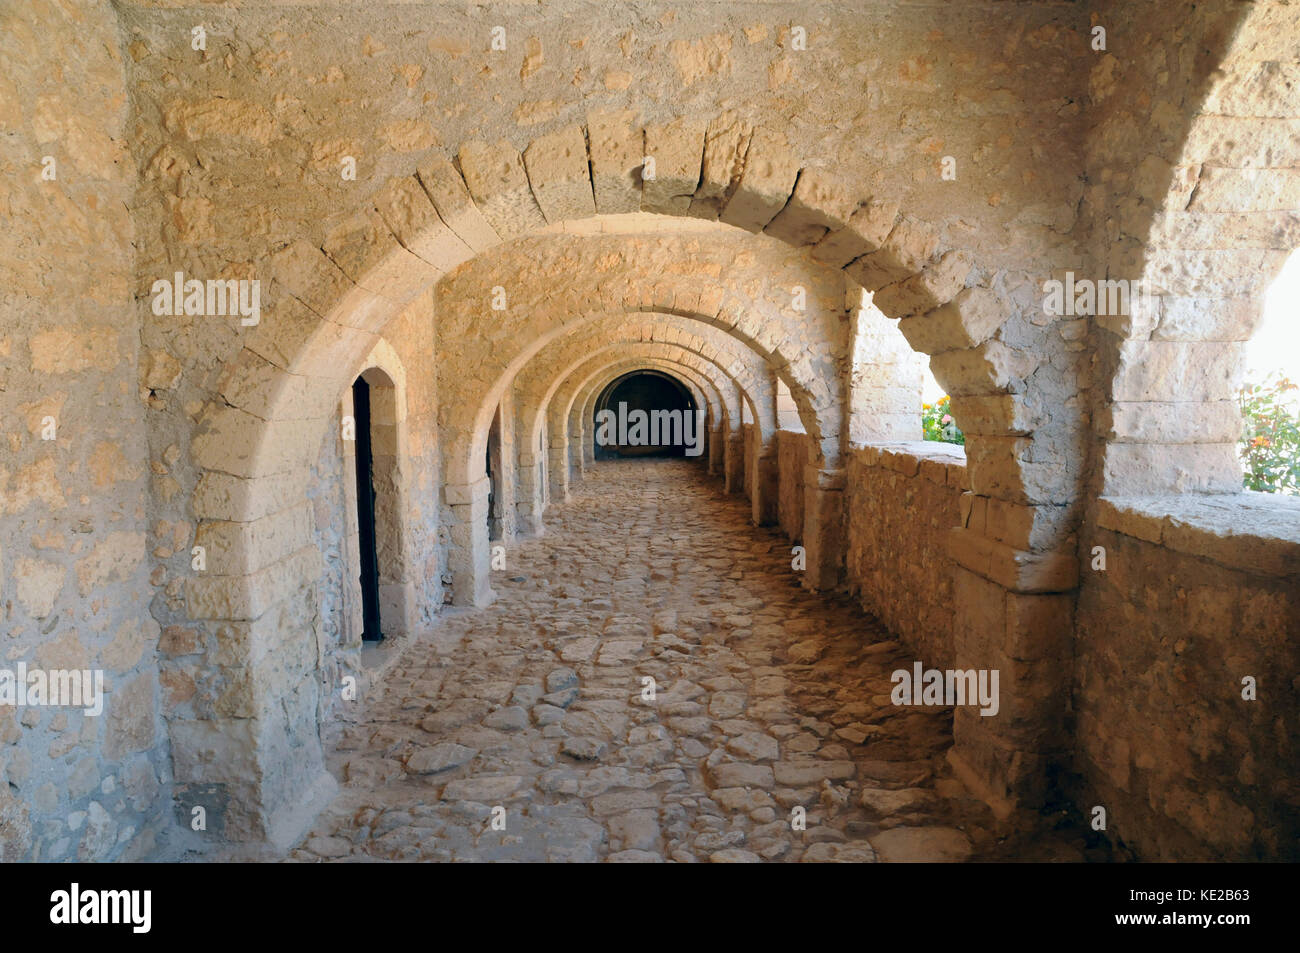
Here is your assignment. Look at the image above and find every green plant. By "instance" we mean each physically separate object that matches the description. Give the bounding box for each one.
[922,395,964,446]
[1238,372,1300,494]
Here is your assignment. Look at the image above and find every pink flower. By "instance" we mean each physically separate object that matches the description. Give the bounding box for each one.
[941,414,953,424]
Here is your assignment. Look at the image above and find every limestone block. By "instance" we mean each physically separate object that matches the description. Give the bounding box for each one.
[1110,341,1243,403]
[897,287,1006,355]
[457,139,547,238]
[948,527,1078,594]
[523,124,596,223]
[641,116,706,215]
[687,112,752,219]
[810,198,899,268]
[371,175,475,273]
[720,127,800,233]
[586,109,643,214]
[1102,443,1244,496]
[930,340,1036,398]
[195,502,315,576]
[1153,296,1259,342]
[844,218,941,290]
[185,546,320,621]
[192,469,314,523]
[322,207,440,302]
[445,475,490,506]
[249,295,377,377]
[871,251,973,319]
[1143,246,1285,297]
[948,395,1037,437]
[1188,167,1300,213]
[982,498,1073,552]
[191,406,331,479]
[416,156,501,253]
[764,168,859,247]
[1102,400,1242,444]
[267,240,355,318]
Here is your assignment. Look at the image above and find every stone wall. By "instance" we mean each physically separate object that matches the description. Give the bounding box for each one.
[777,430,807,541]
[0,0,172,861]
[843,443,968,669]
[1073,495,1300,860]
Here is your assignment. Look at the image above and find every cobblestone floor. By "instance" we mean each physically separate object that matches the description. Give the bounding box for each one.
[290,458,1084,863]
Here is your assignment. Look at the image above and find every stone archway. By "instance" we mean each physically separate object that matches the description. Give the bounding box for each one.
[170,113,1025,844]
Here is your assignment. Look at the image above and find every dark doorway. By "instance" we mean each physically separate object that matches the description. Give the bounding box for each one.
[593,371,696,459]
[486,405,503,541]
[352,377,383,642]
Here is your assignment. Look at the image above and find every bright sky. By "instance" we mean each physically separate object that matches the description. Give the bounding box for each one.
[1247,247,1300,383]
[920,249,1300,406]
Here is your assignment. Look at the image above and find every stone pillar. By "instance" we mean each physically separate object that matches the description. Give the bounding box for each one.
[515,450,544,536]
[181,495,339,847]
[800,465,846,591]
[752,444,780,526]
[548,437,569,504]
[569,427,585,481]
[943,508,1078,819]
[724,432,745,494]
[708,425,725,475]
[446,475,494,607]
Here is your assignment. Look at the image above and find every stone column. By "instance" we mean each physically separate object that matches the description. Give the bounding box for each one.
[752,444,780,526]
[548,437,569,504]
[724,432,746,494]
[943,507,1077,819]
[800,465,846,591]
[569,427,586,481]
[708,425,725,475]
[515,450,544,536]
[445,475,494,607]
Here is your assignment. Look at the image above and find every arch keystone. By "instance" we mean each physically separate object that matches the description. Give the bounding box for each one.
[586,108,643,213]
[720,126,800,233]
[457,139,547,238]
[641,116,706,214]
[524,123,596,222]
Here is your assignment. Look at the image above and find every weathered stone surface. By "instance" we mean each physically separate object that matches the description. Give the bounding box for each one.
[524,124,597,223]
[871,827,973,863]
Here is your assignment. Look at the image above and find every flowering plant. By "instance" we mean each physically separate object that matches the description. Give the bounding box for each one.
[922,395,964,446]
[1239,373,1300,494]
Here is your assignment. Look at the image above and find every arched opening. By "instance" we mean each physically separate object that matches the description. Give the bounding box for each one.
[592,370,697,459]
[486,404,504,541]
[1239,247,1300,495]
[346,367,408,644]
[350,376,382,642]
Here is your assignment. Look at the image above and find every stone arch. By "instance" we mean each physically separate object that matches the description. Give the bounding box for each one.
[518,338,770,534]
[345,350,415,642]
[174,111,1018,843]
[506,313,782,512]
[556,358,728,484]
[568,352,744,485]
[1091,4,1300,497]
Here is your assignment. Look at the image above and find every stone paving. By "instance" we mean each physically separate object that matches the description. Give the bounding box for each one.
[290,459,1079,863]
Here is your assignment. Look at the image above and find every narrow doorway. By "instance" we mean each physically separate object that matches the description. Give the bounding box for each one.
[352,377,383,642]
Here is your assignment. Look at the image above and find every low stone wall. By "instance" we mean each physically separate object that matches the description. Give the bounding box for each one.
[777,430,808,541]
[1073,494,1300,860]
[843,442,967,669]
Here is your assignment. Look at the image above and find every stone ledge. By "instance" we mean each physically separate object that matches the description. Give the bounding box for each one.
[853,441,967,485]
[1096,493,1300,577]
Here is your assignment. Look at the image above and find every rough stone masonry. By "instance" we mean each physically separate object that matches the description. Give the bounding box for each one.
[0,0,1297,864]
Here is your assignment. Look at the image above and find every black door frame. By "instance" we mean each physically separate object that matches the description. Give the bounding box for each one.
[352,377,383,642]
